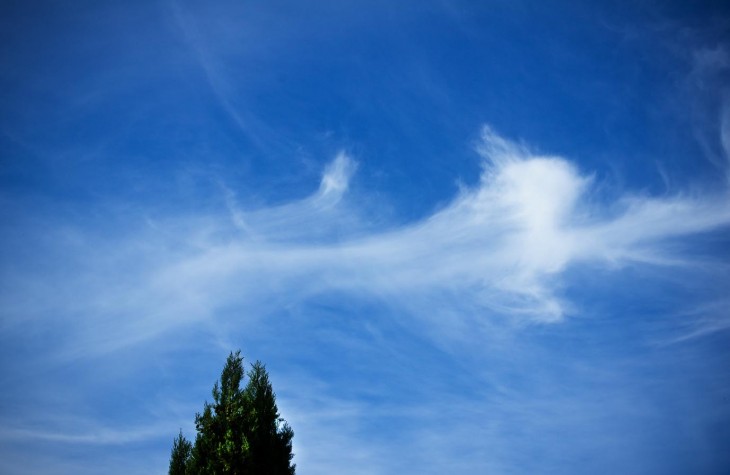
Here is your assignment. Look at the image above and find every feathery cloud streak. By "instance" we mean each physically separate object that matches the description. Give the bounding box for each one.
[5,126,728,362]
[162,125,730,317]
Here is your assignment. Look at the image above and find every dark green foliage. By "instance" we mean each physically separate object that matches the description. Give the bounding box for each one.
[169,351,295,475]
[245,362,296,475]
[169,430,192,475]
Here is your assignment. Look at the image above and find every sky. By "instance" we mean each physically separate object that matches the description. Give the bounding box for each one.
[1,0,729,474]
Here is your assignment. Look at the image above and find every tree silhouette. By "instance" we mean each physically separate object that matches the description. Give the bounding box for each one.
[169,430,192,475]
[245,361,295,475]
[169,351,295,475]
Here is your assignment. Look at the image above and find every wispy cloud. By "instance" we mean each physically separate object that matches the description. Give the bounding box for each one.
[658,298,730,345]
[3,126,728,363]
[0,424,167,445]
[166,0,272,152]
[150,125,729,326]
[686,42,730,179]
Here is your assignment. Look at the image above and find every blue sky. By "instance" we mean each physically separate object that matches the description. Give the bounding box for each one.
[1,0,729,473]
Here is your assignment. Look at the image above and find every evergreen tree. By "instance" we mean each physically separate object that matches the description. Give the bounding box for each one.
[190,351,250,475]
[169,430,192,475]
[244,362,296,475]
[170,351,295,475]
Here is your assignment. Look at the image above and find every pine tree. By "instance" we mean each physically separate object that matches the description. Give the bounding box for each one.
[171,351,295,475]
[189,351,250,475]
[244,361,296,475]
[169,430,192,475]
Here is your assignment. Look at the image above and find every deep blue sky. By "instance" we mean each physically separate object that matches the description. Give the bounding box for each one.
[1,1,730,474]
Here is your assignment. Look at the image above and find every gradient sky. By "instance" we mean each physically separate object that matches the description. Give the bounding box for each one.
[1,1,730,474]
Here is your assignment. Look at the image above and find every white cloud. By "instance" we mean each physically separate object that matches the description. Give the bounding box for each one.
[2,126,728,362]
[0,424,166,445]
[317,152,357,203]
[658,299,730,344]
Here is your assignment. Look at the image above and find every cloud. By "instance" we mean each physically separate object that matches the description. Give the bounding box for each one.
[200,125,727,324]
[166,0,277,153]
[686,43,730,177]
[317,152,358,204]
[0,424,166,445]
[4,125,728,363]
[658,299,730,344]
